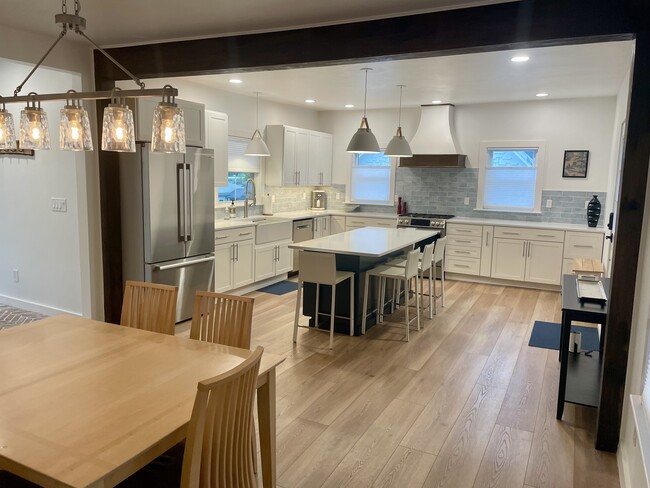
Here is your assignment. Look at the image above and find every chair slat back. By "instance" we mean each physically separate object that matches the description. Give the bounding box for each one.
[299,251,337,284]
[420,243,435,271]
[120,281,178,335]
[190,291,254,349]
[434,237,447,263]
[405,249,421,279]
[181,346,263,488]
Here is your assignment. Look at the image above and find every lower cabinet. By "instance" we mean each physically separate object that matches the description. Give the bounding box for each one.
[330,215,346,235]
[254,241,292,282]
[313,216,330,238]
[491,237,563,285]
[214,240,255,292]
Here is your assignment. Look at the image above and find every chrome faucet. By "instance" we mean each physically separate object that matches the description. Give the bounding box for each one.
[243,178,256,218]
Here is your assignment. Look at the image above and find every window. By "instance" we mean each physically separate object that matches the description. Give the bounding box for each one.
[477,141,545,212]
[217,136,260,203]
[349,151,395,205]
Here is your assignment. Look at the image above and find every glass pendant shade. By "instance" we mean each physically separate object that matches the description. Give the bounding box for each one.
[151,90,186,153]
[19,101,51,150]
[245,129,270,156]
[384,127,413,157]
[0,107,17,150]
[101,103,135,152]
[347,117,380,153]
[60,103,93,151]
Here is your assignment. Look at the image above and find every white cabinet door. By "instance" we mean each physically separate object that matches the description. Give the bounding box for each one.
[320,216,331,237]
[295,130,310,185]
[205,111,228,187]
[282,128,297,186]
[254,245,276,282]
[233,241,255,289]
[491,238,526,281]
[480,225,493,277]
[525,241,564,285]
[330,216,346,235]
[319,133,333,186]
[214,243,233,292]
[276,243,293,274]
[307,132,321,186]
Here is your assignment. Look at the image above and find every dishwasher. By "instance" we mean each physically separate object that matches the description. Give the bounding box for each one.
[292,218,314,272]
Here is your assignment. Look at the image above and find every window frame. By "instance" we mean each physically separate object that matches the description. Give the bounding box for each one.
[215,134,261,207]
[476,140,546,213]
[346,149,397,206]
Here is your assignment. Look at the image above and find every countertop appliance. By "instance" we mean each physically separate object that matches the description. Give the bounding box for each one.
[397,213,454,236]
[292,218,314,272]
[119,143,215,322]
[311,190,327,210]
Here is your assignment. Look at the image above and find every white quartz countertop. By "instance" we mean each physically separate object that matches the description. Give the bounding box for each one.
[289,227,439,257]
[215,210,398,230]
[448,216,607,234]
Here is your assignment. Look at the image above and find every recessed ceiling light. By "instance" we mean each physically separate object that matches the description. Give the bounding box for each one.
[431,100,443,104]
[511,55,530,63]
[345,104,355,108]
[305,99,316,104]
[536,92,549,97]
[229,78,243,84]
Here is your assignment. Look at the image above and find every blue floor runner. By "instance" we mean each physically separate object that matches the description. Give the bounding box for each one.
[258,280,299,295]
[528,320,600,351]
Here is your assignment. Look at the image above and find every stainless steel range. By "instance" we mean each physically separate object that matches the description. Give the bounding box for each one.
[397,213,455,236]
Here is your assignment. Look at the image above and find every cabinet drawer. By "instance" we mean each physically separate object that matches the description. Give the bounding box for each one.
[447,247,481,259]
[494,226,564,242]
[448,235,482,248]
[445,256,480,275]
[563,231,604,259]
[346,216,397,228]
[447,223,482,237]
[215,226,255,245]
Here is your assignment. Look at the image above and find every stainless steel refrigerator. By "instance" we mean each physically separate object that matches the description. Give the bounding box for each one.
[119,143,215,322]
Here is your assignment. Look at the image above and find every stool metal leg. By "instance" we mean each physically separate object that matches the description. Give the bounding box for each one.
[404,277,410,342]
[293,280,303,343]
[329,284,336,349]
[362,273,370,334]
[349,275,355,336]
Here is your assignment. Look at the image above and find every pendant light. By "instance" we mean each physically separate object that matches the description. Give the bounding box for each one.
[347,67,380,154]
[60,90,93,151]
[384,85,412,158]
[0,99,17,150]
[19,93,51,150]
[152,84,186,153]
[245,92,270,156]
[101,88,135,152]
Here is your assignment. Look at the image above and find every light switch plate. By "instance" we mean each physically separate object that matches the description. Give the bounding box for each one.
[271,195,276,203]
[302,192,306,200]
[546,199,552,208]
[12,269,19,283]
[51,197,67,213]
[585,200,589,209]
[336,193,341,200]
[463,197,470,205]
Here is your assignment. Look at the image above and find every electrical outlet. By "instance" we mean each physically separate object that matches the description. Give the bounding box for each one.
[336,193,341,200]
[12,269,19,283]
[51,197,67,213]
[302,192,306,200]
[271,195,276,203]
[585,200,589,209]
[464,197,470,205]
[546,199,553,208]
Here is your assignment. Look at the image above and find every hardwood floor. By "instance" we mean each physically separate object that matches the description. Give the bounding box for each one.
[177,280,620,488]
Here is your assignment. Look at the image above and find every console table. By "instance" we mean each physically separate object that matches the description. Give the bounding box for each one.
[556,274,610,420]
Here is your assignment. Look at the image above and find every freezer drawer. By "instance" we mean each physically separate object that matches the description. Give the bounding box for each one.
[146,254,215,323]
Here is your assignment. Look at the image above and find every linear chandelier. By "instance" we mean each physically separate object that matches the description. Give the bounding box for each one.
[0,0,185,154]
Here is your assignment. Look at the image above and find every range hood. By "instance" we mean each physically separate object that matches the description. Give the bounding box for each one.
[401,104,467,167]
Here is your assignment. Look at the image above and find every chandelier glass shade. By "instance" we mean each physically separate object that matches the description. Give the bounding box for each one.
[101,96,135,153]
[152,85,186,153]
[0,104,17,150]
[20,98,51,150]
[60,92,93,151]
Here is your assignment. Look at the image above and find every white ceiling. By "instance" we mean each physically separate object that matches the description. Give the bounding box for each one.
[186,41,634,110]
[0,0,514,46]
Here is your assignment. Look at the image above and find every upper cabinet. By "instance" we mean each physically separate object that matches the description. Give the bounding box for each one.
[205,111,228,187]
[265,125,333,187]
[134,98,205,148]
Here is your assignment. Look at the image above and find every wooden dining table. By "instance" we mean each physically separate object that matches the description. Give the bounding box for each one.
[0,315,284,488]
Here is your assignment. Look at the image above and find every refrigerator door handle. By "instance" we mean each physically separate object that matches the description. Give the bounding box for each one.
[186,163,193,242]
[152,254,215,271]
[177,163,187,242]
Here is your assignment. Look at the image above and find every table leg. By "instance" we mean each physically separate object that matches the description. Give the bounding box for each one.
[557,310,570,420]
[257,368,276,488]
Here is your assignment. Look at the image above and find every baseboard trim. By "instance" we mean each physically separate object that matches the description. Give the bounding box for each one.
[445,273,562,291]
[0,295,81,317]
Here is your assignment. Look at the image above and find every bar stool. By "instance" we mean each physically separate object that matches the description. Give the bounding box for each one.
[386,242,436,319]
[293,251,355,349]
[361,249,421,342]
[432,237,447,313]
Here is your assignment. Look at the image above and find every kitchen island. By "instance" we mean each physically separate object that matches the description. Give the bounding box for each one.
[290,227,439,335]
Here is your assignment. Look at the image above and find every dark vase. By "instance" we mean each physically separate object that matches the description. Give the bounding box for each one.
[587,195,601,227]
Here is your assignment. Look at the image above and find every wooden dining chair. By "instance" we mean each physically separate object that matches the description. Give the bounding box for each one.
[120,281,178,335]
[190,291,255,349]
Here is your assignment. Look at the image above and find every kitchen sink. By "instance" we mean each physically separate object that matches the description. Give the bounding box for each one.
[245,217,293,244]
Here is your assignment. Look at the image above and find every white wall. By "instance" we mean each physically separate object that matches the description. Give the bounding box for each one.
[318,97,617,191]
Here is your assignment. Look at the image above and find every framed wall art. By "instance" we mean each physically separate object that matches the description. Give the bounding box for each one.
[562,150,589,178]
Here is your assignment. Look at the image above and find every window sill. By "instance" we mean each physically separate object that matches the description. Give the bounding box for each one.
[473,208,542,215]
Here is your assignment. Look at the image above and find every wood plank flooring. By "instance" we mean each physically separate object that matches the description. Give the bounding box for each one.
[177,280,620,488]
